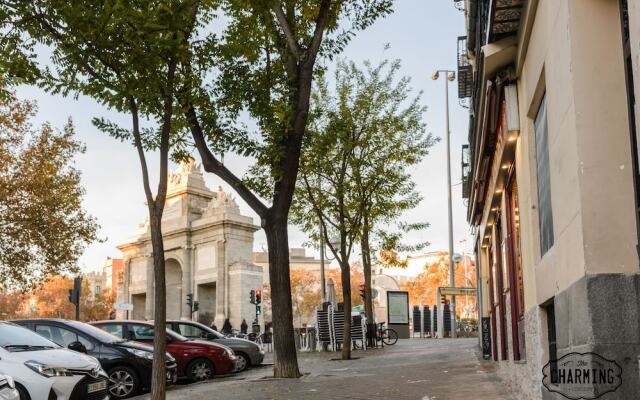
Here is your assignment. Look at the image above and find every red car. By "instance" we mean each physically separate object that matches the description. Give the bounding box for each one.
[92,320,236,382]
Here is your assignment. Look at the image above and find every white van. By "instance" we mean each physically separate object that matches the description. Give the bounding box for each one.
[0,322,109,400]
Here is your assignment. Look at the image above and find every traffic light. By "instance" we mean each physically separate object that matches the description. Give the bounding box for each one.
[255,289,262,305]
[68,277,81,305]
[359,284,365,301]
[68,289,76,304]
[68,277,81,321]
[256,305,261,315]
[250,289,256,305]
[186,293,193,309]
[193,301,199,313]
[440,294,447,304]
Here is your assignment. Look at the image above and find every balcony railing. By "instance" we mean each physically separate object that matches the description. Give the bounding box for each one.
[457,36,473,99]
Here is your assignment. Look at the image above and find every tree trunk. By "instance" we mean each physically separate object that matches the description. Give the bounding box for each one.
[149,209,167,400]
[340,259,352,360]
[265,216,301,378]
[361,223,374,346]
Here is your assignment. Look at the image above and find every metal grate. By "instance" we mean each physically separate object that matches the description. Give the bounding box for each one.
[457,36,473,99]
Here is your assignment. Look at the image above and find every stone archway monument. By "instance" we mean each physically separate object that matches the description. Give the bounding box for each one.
[118,160,263,329]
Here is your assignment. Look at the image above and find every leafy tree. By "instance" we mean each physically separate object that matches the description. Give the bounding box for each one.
[398,253,476,313]
[289,269,321,326]
[0,2,201,397]
[0,95,99,289]
[263,269,323,327]
[325,265,364,307]
[0,289,26,319]
[293,58,434,356]
[180,0,393,375]
[19,275,113,320]
[346,59,435,331]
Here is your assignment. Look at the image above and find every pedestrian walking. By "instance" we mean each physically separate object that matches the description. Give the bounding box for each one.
[210,321,218,332]
[240,319,248,334]
[222,318,232,335]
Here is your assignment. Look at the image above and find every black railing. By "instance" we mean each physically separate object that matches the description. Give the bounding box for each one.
[457,36,473,99]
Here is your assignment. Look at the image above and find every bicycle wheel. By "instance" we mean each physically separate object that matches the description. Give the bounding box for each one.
[382,329,398,345]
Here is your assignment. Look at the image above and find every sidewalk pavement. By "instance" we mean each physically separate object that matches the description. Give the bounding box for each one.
[132,338,513,400]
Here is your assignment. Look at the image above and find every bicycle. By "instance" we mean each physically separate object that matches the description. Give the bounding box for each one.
[378,323,398,346]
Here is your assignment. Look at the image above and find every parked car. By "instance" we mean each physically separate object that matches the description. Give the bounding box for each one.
[0,321,109,400]
[0,374,19,400]
[167,320,265,372]
[12,319,177,399]
[92,320,237,382]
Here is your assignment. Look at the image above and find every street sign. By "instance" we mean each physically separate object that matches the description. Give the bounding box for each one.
[439,287,477,296]
[113,303,134,311]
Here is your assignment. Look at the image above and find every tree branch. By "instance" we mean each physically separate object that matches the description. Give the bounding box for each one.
[184,104,269,220]
[128,97,155,207]
[272,4,300,59]
[307,0,331,63]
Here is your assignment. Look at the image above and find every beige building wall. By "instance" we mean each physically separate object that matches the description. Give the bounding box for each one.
[514,0,637,302]
[470,1,640,398]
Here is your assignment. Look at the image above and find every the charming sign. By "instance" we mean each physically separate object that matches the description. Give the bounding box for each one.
[542,352,622,400]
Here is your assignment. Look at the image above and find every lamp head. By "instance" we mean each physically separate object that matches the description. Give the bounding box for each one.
[431,71,439,81]
[448,72,456,81]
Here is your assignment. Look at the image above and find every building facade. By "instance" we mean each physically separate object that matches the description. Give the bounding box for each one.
[460,0,640,398]
[117,161,263,329]
[253,247,322,285]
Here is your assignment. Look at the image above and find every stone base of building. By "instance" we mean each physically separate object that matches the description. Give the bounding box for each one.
[493,273,640,400]
[545,273,640,400]
[495,307,544,400]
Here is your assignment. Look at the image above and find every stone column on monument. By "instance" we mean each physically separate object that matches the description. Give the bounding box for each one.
[145,254,155,320]
[121,257,131,320]
[181,246,194,319]
[214,240,226,328]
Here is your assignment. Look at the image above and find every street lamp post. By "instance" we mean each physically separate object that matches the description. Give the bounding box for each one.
[432,69,457,338]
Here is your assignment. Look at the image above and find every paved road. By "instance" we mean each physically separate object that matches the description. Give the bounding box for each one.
[133,338,513,400]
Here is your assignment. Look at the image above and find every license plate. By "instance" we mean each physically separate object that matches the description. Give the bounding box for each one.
[87,380,107,393]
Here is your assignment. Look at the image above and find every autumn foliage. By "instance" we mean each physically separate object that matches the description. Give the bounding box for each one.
[0,274,114,321]
[401,253,477,318]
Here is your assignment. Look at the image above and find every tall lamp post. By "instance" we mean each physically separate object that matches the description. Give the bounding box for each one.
[432,69,457,338]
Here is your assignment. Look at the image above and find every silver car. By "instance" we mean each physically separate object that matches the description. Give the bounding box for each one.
[167,320,265,372]
[0,374,22,400]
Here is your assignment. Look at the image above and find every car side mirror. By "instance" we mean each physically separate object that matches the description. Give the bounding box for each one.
[68,341,87,353]
[166,336,173,343]
[204,332,216,340]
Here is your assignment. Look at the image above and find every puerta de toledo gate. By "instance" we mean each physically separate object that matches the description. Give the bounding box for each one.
[117,160,263,329]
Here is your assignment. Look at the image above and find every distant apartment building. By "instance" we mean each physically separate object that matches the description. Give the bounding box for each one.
[253,247,322,285]
[460,0,640,398]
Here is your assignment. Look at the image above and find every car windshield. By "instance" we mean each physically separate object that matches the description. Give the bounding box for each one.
[65,320,126,344]
[0,323,59,351]
[196,323,224,339]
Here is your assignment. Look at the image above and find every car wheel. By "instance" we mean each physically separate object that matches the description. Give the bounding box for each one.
[186,358,215,382]
[108,366,140,399]
[15,384,30,400]
[234,353,251,372]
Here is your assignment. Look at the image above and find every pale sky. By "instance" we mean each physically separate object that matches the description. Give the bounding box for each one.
[15,1,473,273]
